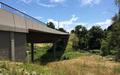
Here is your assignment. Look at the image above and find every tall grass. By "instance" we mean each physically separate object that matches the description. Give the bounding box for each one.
[0,61,52,75]
[48,55,120,75]
[0,55,120,75]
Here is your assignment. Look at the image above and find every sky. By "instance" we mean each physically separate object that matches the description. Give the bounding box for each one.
[0,0,118,32]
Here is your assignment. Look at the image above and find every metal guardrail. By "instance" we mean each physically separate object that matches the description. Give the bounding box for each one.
[0,2,46,26]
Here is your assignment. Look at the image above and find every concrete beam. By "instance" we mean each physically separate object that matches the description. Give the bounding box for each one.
[0,9,15,31]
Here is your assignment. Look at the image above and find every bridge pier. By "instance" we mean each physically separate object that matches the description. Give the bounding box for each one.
[53,39,61,61]
[31,43,34,63]
[10,32,15,61]
[53,42,56,60]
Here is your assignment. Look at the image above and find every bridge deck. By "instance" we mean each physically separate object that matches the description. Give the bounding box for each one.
[0,2,68,35]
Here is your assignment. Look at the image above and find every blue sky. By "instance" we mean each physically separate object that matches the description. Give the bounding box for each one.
[1,0,118,32]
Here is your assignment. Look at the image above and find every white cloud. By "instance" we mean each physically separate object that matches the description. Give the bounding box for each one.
[74,22,87,25]
[95,19,113,29]
[20,0,32,4]
[34,16,43,20]
[48,14,81,32]
[81,0,101,6]
[36,0,55,7]
[19,0,65,7]
[50,0,65,3]
[48,17,112,32]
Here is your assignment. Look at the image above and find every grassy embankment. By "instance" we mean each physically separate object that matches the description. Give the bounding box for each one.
[0,55,120,75]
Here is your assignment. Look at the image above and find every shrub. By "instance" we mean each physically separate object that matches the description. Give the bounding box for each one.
[61,52,87,60]
[90,50,101,55]
[100,40,110,56]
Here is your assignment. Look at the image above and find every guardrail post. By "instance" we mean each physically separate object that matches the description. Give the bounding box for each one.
[26,51,29,64]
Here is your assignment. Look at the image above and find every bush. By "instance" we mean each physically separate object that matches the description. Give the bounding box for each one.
[61,52,87,60]
[89,50,101,55]
[100,40,110,56]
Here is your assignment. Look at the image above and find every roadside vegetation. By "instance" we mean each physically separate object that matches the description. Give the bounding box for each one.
[1,55,120,75]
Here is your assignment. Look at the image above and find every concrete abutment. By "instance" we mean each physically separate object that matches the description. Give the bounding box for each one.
[0,31,27,62]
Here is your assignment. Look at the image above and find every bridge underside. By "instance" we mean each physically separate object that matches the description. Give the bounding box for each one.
[27,30,68,43]
[27,30,69,62]
[0,30,69,62]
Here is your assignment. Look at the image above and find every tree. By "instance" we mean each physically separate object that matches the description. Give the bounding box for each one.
[100,32,112,56]
[75,25,88,38]
[108,14,120,61]
[74,25,88,49]
[114,0,120,61]
[71,30,75,33]
[88,26,105,50]
[115,0,120,8]
[47,22,55,29]
[58,28,66,32]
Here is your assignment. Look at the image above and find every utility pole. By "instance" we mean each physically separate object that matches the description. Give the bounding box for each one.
[58,20,59,29]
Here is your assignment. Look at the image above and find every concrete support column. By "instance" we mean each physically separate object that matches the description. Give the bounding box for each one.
[10,32,15,61]
[31,43,34,63]
[53,42,56,60]
[53,39,61,61]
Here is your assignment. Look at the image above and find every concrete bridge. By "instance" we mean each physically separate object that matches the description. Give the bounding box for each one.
[0,2,69,62]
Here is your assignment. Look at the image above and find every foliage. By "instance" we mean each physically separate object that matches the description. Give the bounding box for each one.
[1,56,120,75]
[71,30,75,33]
[115,0,120,8]
[58,28,66,32]
[89,50,101,55]
[75,25,88,38]
[72,25,105,52]
[61,52,87,60]
[47,22,55,29]
[101,40,110,56]
[0,61,52,75]
[88,26,105,49]
[99,11,120,61]
[105,14,120,61]
[74,25,88,50]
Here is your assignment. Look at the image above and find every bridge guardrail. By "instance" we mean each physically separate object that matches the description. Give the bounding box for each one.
[0,2,46,26]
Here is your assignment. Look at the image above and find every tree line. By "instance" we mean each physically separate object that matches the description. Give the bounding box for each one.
[46,0,120,61]
[47,15,120,61]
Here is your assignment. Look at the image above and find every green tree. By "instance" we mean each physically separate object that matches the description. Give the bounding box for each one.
[58,28,66,32]
[75,25,88,50]
[109,14,120,61]
[114,0,120,61]
[47,22,55,29]
[88,26,105,50]
[75,25,88,38]
[71,30,75,33]
[101,32,112,56]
